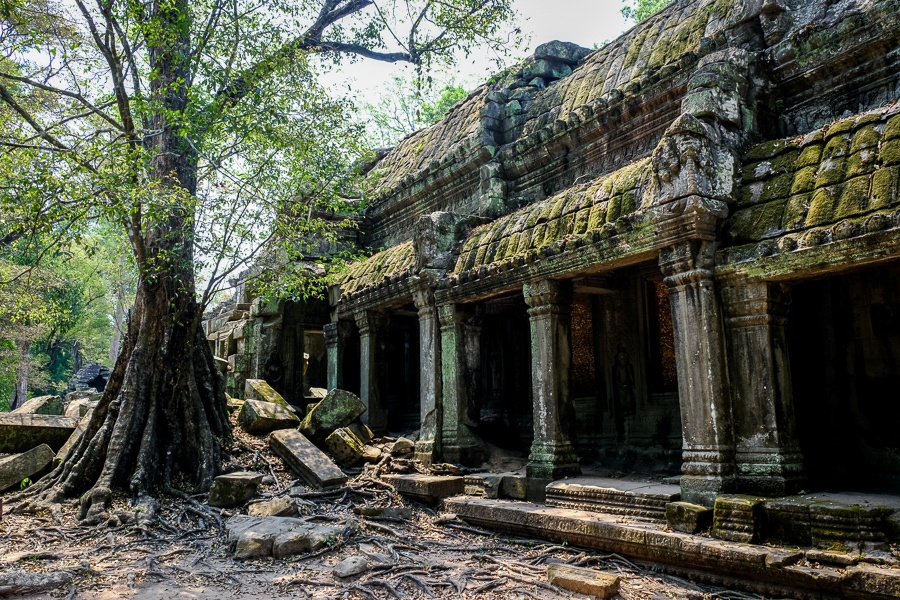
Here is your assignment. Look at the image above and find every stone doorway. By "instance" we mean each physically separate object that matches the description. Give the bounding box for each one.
[383,306,421,434]
[789,261,900,493]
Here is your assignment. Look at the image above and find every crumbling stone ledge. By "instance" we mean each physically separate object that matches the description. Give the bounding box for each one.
[444,497,900,600]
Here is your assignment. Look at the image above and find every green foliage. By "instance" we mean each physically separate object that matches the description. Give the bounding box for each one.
[362,74,470,148]
[19,476,31,490]
[621,0,672,23]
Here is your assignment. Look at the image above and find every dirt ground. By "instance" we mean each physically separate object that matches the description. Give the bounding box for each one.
[0,426,769,600]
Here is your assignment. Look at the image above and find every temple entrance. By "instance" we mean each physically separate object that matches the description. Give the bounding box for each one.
[383,306,421,434]
[569,267,681,474]
[789,261,900,493]
[477,294,534,454]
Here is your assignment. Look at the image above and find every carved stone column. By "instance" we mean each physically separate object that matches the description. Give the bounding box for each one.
[413,285,441,465]
[438,303,484,465]
[355,310,389,434]
[722,280,805,496]
[522,279,580,480]
[324,320,352,391]
[660,241,734,506]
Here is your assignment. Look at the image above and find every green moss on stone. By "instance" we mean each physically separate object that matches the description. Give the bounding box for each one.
[587,203,605,230]
[544,218,561,244]
[531,223,547,249]
[745,139,796,162]
[835,176,871,219]
[769,150,799,176]
[728,200,787,242]
[796,144,824,168]
[791,167,817,194]
[573,208,590,234]
[871,167,896,209]
[806,187,838,226]
[846,150,878,178]
[850,125,880,153]
[884,115,900,141]
[824,115,856,140]
[880,139,900,166]
[782,193,812,231]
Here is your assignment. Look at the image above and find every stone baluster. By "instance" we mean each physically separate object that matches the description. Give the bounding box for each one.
[522,279,580,480]
[721,280,804,495]
[355,310,389,434]
[660,241,735,506]
[438,303,484,465]
[413,285,441,465]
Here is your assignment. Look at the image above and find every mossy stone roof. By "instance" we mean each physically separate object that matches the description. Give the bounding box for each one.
[337,241,416,296]
[453,158,653,274]
[726,105,900,244]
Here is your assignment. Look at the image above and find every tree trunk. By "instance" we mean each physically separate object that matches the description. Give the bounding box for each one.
[9,338,30,411]
[17,0,230,520]
[109,282,126,365]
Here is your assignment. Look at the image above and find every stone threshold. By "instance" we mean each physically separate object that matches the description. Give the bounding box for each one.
[444,497,900,600]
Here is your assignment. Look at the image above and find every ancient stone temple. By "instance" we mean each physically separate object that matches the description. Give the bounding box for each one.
[208,0,900,507]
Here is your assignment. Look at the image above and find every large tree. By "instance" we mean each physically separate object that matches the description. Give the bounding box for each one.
[0,0,518,520]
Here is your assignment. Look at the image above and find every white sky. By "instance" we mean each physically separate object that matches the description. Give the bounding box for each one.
[321,1,632,102]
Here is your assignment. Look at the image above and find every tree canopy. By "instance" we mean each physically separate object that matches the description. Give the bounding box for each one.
[621,0,672,23]
[0,0,520,518]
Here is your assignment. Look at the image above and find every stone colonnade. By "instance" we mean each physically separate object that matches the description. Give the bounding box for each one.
[326,261,805,504]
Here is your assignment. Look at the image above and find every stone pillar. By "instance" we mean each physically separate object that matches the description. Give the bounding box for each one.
[660,241,734,506]
[324,320,352,391]
[721,280,804,496]
[355,310,389,434]
[522,279,580,480]
[438,303,484,465]
[413,286,441,465]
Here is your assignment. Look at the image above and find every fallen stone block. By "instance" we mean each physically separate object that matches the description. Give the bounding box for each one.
[390,437,415,456]
[11,395,63,416]
[0,414,77,453]
[325,427,365,467]
[381,474,465,504]
[361,445,382,463]
[307,387,327,400]
[333,555,370,578]
[237,399,300,434]
[500,475,528,500]
[64,398,98,419]
[299,389,366,441]
[244,379,289,408]
[208,471,264,508]
[547,564,620,598]
[712,495,764,544]
[55,409,94,464]
[225,394,244,412]
[667,501,713,534]
[269,429,347,488]
[0,571,75,596]
[226,515,340,559]
[347,420,373,445]
[0,444,54,493]
[247,496,298,518]
[356,506,412,520]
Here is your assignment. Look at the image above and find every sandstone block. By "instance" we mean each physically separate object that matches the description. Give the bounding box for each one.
[713,495,763,543]
[381,474,465,504]
[55,408,94,464]
[247,496,298,517]
[208,471,264,508]
[11,395,63,416]
[237,399,300,434]
[390,437,415,456]
[0,414,77,453]
[226,515,302,559]
[325,427,365,467]
[273,524,340,559]
[64,398,98,419]
[333,556,369,578]
[361,445,382,463]
[0,444,54,492]
[666,501,713,534]
[347,421,373,445]
[299,389,366,441]
[356,506,412,520]
[547,564,620,598]
[268,429,347,488]
[244,379,290,408]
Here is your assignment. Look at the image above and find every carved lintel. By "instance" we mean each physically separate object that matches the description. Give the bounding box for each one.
[354,310,388,336]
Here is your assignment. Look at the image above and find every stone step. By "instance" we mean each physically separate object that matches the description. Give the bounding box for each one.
[443,497,900,600]
[381,474,464,505]
[545,477,680,522]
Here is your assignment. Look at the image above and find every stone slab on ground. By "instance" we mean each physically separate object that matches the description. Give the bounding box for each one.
[442,497,900,599]
[299,389,366,441]
[247,496,298,518]
[0,444,54,492]
[667,501,713,534]
[54,409,94,464]
[11,395,63,416]
[226,515,341,559]
[381,474,464,504]
[244,379,290,408]
[547,564,620,598]
[208,471,264,508]
[64,398,98,419]
[268,429,347,488]
[0,414,77,453]
[546,476,680,522]
[237,399,300,434]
